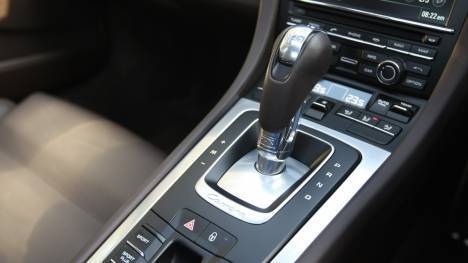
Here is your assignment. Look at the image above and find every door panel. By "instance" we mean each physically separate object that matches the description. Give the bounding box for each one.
[0,0,106,99]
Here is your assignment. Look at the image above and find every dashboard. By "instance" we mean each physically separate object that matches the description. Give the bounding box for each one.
[82,0,468,262]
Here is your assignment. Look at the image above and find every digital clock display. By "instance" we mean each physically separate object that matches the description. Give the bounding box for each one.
[298,0,455,27]
[312,80,372,109]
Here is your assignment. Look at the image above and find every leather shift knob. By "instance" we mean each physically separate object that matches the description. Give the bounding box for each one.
[259,26,332,133]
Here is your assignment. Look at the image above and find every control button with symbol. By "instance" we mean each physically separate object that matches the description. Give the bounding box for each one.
[423,35,440,45]
[406,61,431,76]
[359,113,380,126]
[183,219,195,231]
[170,209,209,241]
[306,98,335,120]
[336,106,361,119]
[377,121,402,136]
[196,223,237,257]
[208,232,218,242]
[370,97,392,115]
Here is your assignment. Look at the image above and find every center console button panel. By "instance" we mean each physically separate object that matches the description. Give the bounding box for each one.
[106,210,231,262]
[336,106,401,144]
[282,0,463,99]
[249,78,418,148]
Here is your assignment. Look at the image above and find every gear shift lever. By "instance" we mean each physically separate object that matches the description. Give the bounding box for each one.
[256,25,332,175]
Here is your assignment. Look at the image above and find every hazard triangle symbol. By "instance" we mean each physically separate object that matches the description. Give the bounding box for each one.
[183,219,195,231]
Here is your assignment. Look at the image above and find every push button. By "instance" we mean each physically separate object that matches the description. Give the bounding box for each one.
[388,40,412,51]
[348,123,394,145]
[377,121,401,136]
[361,50,386,63]
[170,209,209,241]
[336,106,361,119]
[364,34,387,46]
[406,61,431,76]
[423,35,440,45]
[108,244,142,263]
[306,98,335,120]
[370,98,391,115]
[127,227,162,259]
[387,104,416,123]
[403,76,427,90]
[411,45,437,58]
[197,223,237,257]
[358,113,380,126]
[359,64,377,78]
[345,29,363,40]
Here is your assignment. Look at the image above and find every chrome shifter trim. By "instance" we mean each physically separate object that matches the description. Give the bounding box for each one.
[88,98,390,262]
[256,102,310,175]
[278,25,315,65]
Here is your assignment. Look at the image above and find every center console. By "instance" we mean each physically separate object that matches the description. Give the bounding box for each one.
[87,0,468,262]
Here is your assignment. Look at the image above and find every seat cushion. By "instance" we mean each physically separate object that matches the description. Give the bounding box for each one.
[0,93,165,262]
[0,151,102,263]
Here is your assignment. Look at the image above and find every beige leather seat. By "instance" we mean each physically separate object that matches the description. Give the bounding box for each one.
[0,94,165,262]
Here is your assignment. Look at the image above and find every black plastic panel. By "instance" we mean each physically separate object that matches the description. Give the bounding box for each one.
[280,0,468,99]
[152,111,361,262]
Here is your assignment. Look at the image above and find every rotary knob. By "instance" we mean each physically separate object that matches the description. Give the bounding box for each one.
[377,59,404,86]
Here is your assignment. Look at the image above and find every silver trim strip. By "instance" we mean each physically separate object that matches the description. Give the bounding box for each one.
[386,46,410,55]
[386,46,434,60]
[406,51,434,61]
[126,241,144,257]
[296,0,455,33]
[88,98,390,262]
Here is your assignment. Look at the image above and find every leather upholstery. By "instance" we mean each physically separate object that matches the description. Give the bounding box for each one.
[0,93,165,262]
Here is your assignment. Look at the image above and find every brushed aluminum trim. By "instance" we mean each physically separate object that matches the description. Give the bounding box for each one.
[217,150,310,211]
[195,126,334,224]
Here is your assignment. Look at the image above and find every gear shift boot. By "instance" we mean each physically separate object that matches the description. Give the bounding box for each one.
[218,150,308,210]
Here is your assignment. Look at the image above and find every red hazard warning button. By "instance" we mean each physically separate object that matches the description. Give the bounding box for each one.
[183,219,195,231]
[170,209,209,241]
